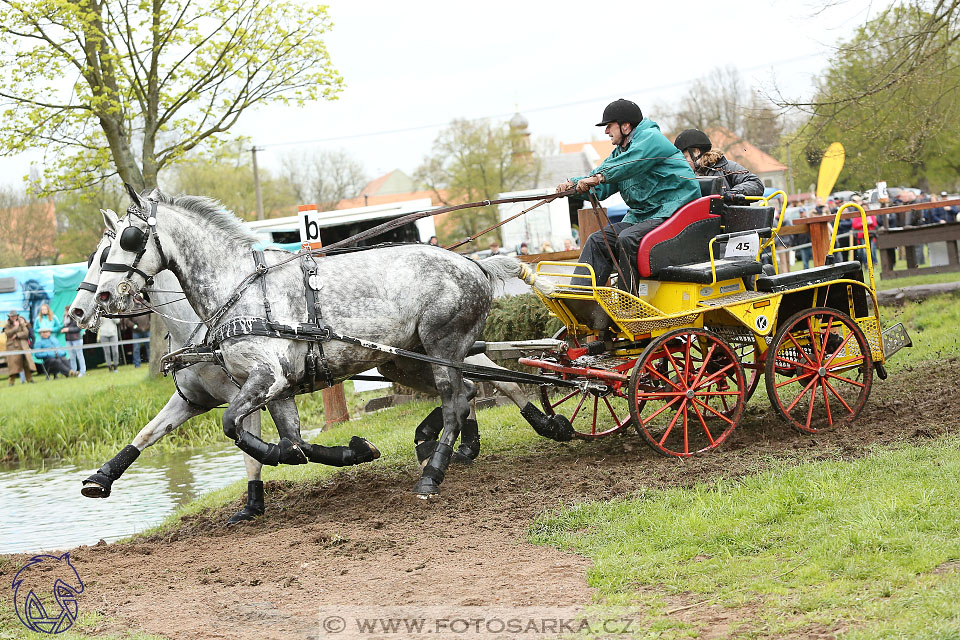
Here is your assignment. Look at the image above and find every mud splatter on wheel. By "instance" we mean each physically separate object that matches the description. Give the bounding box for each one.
[765,307,873,433]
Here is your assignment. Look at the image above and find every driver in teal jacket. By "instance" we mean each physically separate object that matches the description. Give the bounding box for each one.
[557,99,700,289]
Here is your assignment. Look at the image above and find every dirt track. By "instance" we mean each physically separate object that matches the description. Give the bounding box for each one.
[3,358,958,639]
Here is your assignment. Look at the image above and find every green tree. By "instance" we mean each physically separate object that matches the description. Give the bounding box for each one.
[782,2,960,192]
[415,119,540,245]
[52,180,129,264]
[170,140,297,220]
[0,0,343,194]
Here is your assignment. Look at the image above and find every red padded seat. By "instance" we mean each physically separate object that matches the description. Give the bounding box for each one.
[636,196,722,278]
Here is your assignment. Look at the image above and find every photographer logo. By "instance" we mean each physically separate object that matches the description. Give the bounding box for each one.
[11,553,85,634]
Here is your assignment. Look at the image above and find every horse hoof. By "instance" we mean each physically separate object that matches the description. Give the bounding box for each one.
[278,438,309,465]
[451,439,480,465]
[81,473,112,498]
[412,476,441,497]
[226,506,264,526]
[349,436,381,463]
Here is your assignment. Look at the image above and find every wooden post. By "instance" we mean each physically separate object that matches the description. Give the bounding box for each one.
[322,385,350,426]
[577,207,609,242]
[298,204,350,427]
[808,221,830,267]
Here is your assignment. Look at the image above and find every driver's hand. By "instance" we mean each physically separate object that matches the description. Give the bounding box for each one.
[575,174,602,193]
[556,180,575,193]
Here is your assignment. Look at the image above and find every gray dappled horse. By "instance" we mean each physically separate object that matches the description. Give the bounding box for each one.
[71,210,532,520]
[94,186,554,497]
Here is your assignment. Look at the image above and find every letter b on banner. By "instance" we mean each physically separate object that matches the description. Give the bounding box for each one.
[298,204,322,249]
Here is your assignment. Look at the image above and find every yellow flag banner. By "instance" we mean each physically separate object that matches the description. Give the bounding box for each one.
[816,142,845,200]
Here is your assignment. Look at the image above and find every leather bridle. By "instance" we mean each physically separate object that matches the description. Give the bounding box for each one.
[101,199,169,286]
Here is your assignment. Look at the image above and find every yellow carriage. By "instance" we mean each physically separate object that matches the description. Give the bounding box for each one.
[520,182,912,457]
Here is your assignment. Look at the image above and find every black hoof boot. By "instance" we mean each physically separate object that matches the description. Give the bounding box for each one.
[81,473,112,498]
[348,436,381,464]
[278,438,309,465]
[227,480,265,525]
[452,419,480,464]
[520,402,575,442]
[412,475,441,498]
[80,445,141,498]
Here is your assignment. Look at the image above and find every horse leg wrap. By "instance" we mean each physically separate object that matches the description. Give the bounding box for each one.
[305,436,380,467]
[226,480,265,525]
[452,418,480,464]
[81,445,141,498]
[235,430,282,466]
[520,402,575,442]
[414,407,445,465]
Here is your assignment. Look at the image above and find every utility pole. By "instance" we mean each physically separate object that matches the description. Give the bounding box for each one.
[251,146,265,221]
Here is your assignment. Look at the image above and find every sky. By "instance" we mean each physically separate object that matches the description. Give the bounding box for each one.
[0,0,882,190]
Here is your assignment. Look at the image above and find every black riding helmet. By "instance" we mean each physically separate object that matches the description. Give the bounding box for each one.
[595,99,643,127]
[674,129,712,153]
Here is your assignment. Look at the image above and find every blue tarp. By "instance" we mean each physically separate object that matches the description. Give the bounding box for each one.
[0,262,87,345]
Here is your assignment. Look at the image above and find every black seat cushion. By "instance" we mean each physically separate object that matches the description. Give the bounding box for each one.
[657,259,763,284]
[756,261,862,293]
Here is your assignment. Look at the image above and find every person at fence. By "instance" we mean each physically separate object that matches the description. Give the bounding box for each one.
[556,99,700,287]
[488,240,502,256]
[61,308,87,376]
[940,192,958,222]
[120,312,150,368]
[518,242,530,255]
[673,129,764,196]
[3,310,35,385]
[852,208,879,267]
[34,328,77,379]
[98,316,120,372]
[34,302,61,339]
[427,235,439,246]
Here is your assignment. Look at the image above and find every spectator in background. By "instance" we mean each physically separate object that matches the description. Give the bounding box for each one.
[540,240,554,254]
[563,238,577,251]
[488,241,502,256]
[98,316,120,372]
[428,236,439,246]
[61,307,86,377]
[34,302,61,339]
[940,192,957,222]
[3,310,35,385]
[120,312,150,368]
[795,207,814,270]
[518,242,530,255]
[851,206,879,267]
[34,328,76,378]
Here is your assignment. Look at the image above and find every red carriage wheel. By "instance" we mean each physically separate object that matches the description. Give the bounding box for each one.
[629,328,746,457]
[765,307,873,433]
[538,328,633,438]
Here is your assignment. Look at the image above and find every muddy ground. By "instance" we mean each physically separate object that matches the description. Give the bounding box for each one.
[3,358,958,639]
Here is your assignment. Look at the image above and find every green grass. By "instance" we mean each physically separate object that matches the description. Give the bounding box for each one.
[530,440,960,639]
[0,365,385,465]
[0,598,166,640]
[880,291,960,370]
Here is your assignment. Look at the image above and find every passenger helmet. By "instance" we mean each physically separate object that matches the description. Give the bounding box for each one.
[674,129,712,153]
[595,99,643,127]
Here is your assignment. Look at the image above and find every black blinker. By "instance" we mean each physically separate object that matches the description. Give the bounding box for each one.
[120,225,146,252]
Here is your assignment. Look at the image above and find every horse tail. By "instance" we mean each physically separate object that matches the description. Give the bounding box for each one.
[476,256,556,296]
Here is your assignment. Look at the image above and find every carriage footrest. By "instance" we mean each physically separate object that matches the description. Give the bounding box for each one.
[657,259,763,284]
[881,323,912,359]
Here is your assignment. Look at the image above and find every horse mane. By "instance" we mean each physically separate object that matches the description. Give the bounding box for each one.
[153,191,257,248]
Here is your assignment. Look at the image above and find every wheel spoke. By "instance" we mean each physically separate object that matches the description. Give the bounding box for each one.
[569,392,588,422]
[818,315,834,366]
[694,361,736,390]
[803,380,816,430]
[684,339,692,386]
[591,395,599,434]
[785,374,819,412]
[823,378,856,414]
[775,370,816,389]
[825,371,866,388]
[807,316,822,363]
[602,395,627,429]
[823,331,857,368]
[550,388,580,410]
[821,379,833,427]
[786,332,817,367]
[774,355,818,371]
[689,343,717,388]
[655,398,686,445]
[663,347,686,385]
[691,396,736,426]
[642,394,683,423]
[690,401,715,445]
[644,361,684,391]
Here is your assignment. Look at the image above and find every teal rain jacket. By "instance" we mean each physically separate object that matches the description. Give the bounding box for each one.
[572,119,700,224]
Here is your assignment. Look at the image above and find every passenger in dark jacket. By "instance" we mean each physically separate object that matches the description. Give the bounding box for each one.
[674,129,765,196]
